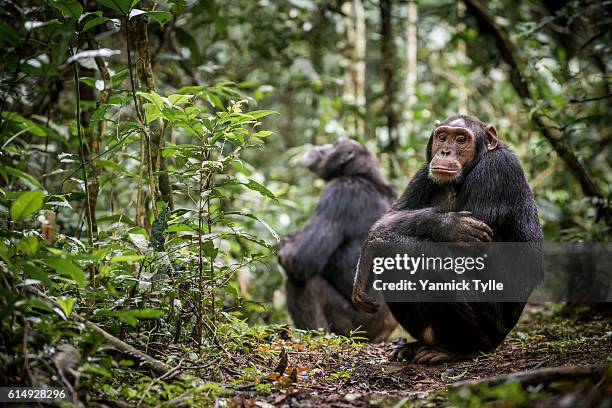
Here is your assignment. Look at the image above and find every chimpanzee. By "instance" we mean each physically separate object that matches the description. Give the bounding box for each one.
[278,139,397,342]
[352,115,543,363]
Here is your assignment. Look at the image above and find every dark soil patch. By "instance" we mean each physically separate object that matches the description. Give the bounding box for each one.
[229,305,611,407]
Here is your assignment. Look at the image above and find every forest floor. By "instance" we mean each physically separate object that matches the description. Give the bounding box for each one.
[96,304,611,407]
[225,305,611,408]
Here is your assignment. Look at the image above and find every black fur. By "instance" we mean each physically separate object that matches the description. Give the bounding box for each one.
[357,115,542,358]
[278,139,397,341]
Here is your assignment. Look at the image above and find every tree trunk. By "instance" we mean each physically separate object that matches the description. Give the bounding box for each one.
[342,0,366,137]
[380,0,400,156]
[130,17,174,217]
[403,0,418,128]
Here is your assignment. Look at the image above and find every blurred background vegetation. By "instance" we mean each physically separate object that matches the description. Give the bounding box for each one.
[0,0,610,401]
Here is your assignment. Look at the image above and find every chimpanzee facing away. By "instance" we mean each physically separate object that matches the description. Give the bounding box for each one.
[352,115,543,363]
[278,139,397,342]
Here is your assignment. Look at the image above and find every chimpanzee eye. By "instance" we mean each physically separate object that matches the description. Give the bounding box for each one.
[456,136,466,144]
[438,134,446,142]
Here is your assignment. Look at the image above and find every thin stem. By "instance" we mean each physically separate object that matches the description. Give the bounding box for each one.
[69,38,95,253]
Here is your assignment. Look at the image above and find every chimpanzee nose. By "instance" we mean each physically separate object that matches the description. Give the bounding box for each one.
[440,148,451,156]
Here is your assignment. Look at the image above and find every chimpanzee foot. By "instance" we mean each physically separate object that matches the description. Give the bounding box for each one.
[388,338,422,361]
[412,347,453,365]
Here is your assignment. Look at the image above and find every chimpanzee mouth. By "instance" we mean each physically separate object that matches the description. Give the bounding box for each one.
[430,166,460,174]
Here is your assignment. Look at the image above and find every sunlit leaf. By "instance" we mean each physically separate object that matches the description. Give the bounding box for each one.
[56,296,76,319]
[244,179,277,201]
[11,190,44,221]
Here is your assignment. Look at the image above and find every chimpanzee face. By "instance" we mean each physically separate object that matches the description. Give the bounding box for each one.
[428,117,499,185]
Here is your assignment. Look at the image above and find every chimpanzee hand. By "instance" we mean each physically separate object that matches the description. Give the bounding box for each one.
[352,288,380,314]
[439,211,493,242]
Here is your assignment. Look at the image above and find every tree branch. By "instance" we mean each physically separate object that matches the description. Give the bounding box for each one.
[462,0,606,209]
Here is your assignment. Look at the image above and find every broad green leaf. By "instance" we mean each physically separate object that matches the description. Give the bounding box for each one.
[112,68,129,88]
[110,255,145,263]
[168,94,193,105]
[138,91,165,110]
[90,104,110,125]
[2,112,47,136]
[97,0,137,15]
[143,103,163,122]
[2,166,43,189]
[25,265,52,286]
[17,236,39,255]
[0,21,22,46]
[145,11,173,26]
[244,179,277,201]
[49,0,83,20]
[253,130,273,137]
[83,15,109,32]
[11,190,44,221]
[56,296,76,319]
[44,255,86,286]
[207,94,224,110]
[129,9,173,27]
[248,110,277,119]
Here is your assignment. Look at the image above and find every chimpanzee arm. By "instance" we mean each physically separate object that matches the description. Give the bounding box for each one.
[278,178,363,281]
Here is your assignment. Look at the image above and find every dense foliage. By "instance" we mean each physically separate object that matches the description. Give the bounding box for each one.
[0,0,609,405]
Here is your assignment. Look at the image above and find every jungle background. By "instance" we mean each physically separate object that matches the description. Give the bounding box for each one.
[0,0,610,406]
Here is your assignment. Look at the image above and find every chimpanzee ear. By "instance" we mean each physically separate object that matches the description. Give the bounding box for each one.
[339,150,355,165]
[484,125,499,151]
[434,120,441,128]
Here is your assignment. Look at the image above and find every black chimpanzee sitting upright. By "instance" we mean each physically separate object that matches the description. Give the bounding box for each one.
[278,139,397,342]
[352,115,542,362]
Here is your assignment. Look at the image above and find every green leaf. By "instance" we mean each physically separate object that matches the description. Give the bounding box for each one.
[0,21,22,46]
[249,110,277,119]
[244,179,277,201]
[49,0,83,20]
[110,255,145,263]
[207,94,225,110]
[147,11,173,26]
[17,236,39,255]
[2,112,47,136]
[44,255,86,286]
[83,15,109,32]
[129,9,173,26]
[111,308,163,327]
[138,91,165,110]
[56,296,76,319]
[97,0,136,15]
[11,190,44,221]
[226,211,279,241]
[90,104,110,125]
[143,103,163,122]
[168,94,193,106]
[111,68,129,88]
[2,166,43,189]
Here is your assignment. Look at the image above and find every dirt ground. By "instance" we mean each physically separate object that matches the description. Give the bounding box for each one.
[228,305,612,407]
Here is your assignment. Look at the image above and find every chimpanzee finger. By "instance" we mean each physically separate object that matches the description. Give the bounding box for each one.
[463,218,493,241]
[472,228,492,242]
[413,350,436,364]
[428,351,452,364]
[463,216,493,235]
